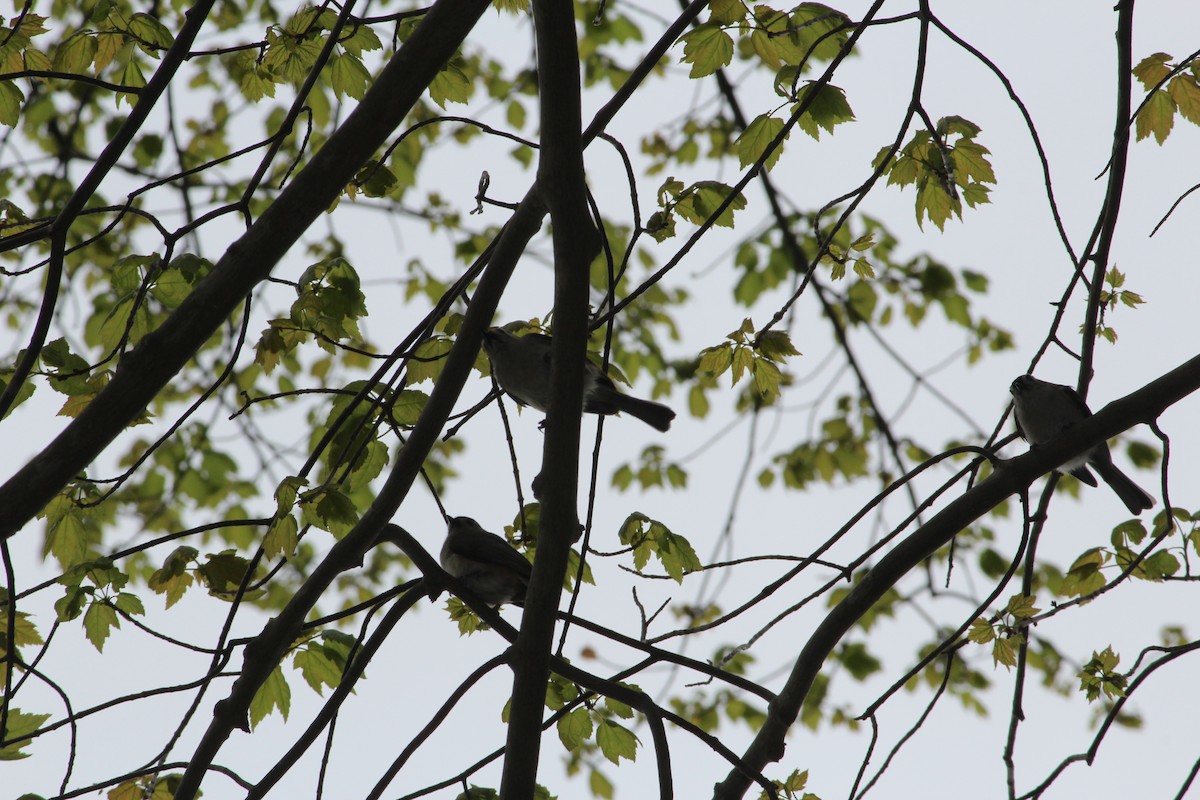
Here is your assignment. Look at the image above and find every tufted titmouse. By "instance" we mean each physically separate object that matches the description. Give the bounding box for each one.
[1009,375,1154,514]
[439,516,532,606]
[481,328,676,432]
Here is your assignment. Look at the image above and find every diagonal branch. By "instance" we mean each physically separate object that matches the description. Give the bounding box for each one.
[0,0,490,540]
[712,351,1200,799]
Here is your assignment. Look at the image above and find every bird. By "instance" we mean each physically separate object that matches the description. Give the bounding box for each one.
[1009,374,1154,514]
[439,516,532,606]
[481,327,676,432]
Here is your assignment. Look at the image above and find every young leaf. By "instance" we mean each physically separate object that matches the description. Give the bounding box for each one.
[249,666,292,728]
[679,24,733,78]
[83,601,119,651]
[736,114,787,170]
[595,719,639,765]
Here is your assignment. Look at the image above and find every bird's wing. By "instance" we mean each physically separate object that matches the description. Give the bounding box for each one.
[452,529,532,579]
[1060,383,1095,418]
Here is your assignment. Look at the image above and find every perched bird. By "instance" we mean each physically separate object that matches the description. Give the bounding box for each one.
[1009,375,1154,514]
[481,327,676,432]
[439,516,532,606]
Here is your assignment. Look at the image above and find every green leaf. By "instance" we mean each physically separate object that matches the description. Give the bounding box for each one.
[1004,593,1040,619]
[839,642,882,680]
[595,719,639,765]
[53,33,97,74]
[114,592,145,616]
[790,3,851,62]
[795,83,855,140]
[407,337,453,384]
[1079,646,1126,702]
[1135,89,1175,143]
[1131,52,1171,89]
[54,584,89,621]
[846,279,877,323]
[756,330,800,361]
[589,769,614,800]
[916,176,956,231]
[148,546,197,608]
[940,293,970,326]
[255,319,307,374]
[344,439,388,492]
[752,355,782,399]
[93,31,122,74]
[429,60,471,108]
[249,665,291,728]
[274,475,307,515]
[950,139,996,185]
[1168,73,1200,125]
[294,634,353,694]
[237,51,277,101]
[674,181,747,229]
[605,691,636,720]
[967,617,995,644]
[0,709,52,760]
[493,0,529,13]
[330,52,371,100]
[264,514,299,559]
[697,343,733,379]
[354,159,398,198]
[390,389,429,426]
[731,346,754,385]
[128,13,173,51]
[1061,547,1108,598]
[83,601,119,651]
[115,57,146,107]
[198,551,253,597]
[0,81,25,127]
[300,486,360,538]
[41,496,90,573]
[1140,550,1180,581]
[993,636,1017,668]
[736,114,787,171]
[339,23,383,56]
[263,29,325,84]
[556,706,593,751]
[656,528,702,583]
[750,10,790,70]
[709,0,748,24]
[0,607,44,656]
[679,24,733,78]
[152,254,209,307]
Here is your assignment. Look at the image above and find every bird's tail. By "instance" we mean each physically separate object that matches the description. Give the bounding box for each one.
[1093,460,1154,515]
[612,394,676,432]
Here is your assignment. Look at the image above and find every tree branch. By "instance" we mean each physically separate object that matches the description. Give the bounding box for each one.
[713,351,1200,799]
[500,0,599,796]
[0,0,218,421]
[0,0,491,539]
[1077,0,1134,397]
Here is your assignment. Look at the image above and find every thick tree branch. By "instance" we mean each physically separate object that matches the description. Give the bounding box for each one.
[500,0,600,797]
[0,0,491,539]
[713,352,1200,799]
[140,7,713,796]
